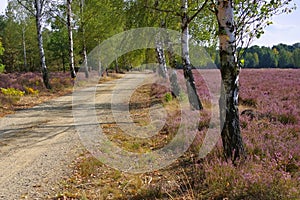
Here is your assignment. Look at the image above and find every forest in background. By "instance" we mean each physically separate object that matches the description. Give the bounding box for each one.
[240,43,300,69]
[0,0,298,74]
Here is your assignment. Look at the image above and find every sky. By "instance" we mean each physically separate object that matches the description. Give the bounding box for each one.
[0,0,299,47]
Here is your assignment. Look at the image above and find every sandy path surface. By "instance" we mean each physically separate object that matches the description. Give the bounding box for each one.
[0,72,151,200]
[0,90,83,199]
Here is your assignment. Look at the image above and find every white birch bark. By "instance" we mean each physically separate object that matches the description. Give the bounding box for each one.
[67,0,76,78]
[155,33,168,79]
[34,0,51,89]
[80,0,89,78]
[181,0,203,110]
[217,0,245,162]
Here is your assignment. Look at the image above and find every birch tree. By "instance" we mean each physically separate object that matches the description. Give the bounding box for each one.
[16,0,51,89]
[180,0,208,110]
[43,0,77,78]
[34,0,51,88]
[155,26,168,79]
[215,0,245,162]
[145,0,210,110]
[210,0,296,162]
[79,0,89,78]
[67,0,76,78]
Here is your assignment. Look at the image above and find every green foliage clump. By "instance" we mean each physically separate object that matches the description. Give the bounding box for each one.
[0,64,5,73]
[178,91,188,102]
[164,92,172,102]
[0,39,4,73]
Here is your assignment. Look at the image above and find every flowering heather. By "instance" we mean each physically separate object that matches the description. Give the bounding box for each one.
[155,69,300,199]
[0,72,74,111]
[0,72,74,93]
[192,69,300,199]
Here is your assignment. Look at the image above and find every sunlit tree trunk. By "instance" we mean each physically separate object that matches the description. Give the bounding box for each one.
[96,41,102,76]
[181,0,202,110]
[80,0,89,78]
[21,26,27,72]
[155,33,168,79]
[217,0,245,162]
[34,0,51,89]
[67,0,76,78]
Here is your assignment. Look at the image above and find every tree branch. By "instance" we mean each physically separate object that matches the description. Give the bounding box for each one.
[47,8,68,25]
[16,0,35,16]
[188,0,209,23]
[47,5,67,24]
[144,5,182,17]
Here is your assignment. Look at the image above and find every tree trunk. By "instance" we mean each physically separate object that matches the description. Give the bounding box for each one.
[181,0,202,110]
[22,26,27,72]
[34,0,51,89]
[98,59,102,77]
[169,70,180,97]
[166,32,180,97]
[217,0,245,163]
[80,0,89,78]
[166,36,177,70]
[83,43,88,77]
[67,0,76,78]
[62,53,66,73]
[155,33,168,79]
[115,55,119,73]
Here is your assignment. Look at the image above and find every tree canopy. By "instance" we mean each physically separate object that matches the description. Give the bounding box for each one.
[0,0,297,73]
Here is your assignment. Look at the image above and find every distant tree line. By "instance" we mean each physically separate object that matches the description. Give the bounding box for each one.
[205,43,300,69]
[241,43,300,68]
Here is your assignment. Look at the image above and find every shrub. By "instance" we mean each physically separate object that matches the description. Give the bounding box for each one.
[164,92,172,102]
[0,64,4,73]
[239,97,257,108]
[0,87,25,103]
[25,87,39,95]
[1,87,25,97]
[277,113,297,125]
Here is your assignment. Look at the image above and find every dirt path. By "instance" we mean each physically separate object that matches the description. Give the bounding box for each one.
[0,72,152,199]
[0,90,83,199]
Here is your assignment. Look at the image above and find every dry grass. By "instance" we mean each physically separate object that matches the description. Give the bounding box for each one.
[98,73,125,84]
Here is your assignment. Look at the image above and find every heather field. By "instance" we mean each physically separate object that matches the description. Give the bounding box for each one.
[191,69,300,199]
